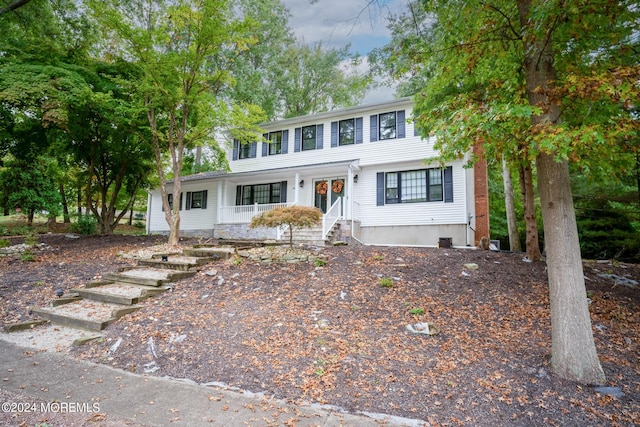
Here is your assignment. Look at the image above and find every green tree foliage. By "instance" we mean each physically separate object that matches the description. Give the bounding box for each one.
[372,0,639,384]
[0,157,61,224]
[88,0,263,244]
[250,206,322,248]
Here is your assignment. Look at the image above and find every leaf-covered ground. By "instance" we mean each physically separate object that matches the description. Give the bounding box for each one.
[1,234,639,426]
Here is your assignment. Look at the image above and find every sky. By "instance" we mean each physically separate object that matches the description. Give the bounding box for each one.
[281,0,405,104]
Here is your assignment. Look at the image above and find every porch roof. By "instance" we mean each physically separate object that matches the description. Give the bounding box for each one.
[175,159,360,184]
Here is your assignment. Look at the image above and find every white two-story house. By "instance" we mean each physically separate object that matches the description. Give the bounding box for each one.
[146,97,489,247]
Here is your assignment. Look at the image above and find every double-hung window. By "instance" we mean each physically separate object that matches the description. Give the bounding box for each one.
[302,125,317,150]
[265,131,282,155]
[339,119,355,145]
[370,110,406,142]
[186,190,207,210]
[330,117,363,147]
[239,142,252,159]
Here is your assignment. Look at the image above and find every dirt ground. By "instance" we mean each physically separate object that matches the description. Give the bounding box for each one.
[1,234,639,426]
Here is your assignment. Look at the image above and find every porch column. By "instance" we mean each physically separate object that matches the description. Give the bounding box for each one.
[217,180,224,224]
[294,172,300,204]
[346,168,353,220]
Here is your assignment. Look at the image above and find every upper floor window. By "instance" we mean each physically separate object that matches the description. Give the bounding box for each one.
[376,166,453,206]
[330,117,363,147]
[370,110,406,142]
[294,124,324,152]
[303,125,317,150]
[261,130,289,157]
[233,139,257,160]
[265,131,282,155]
[239,143,252,159]
[339,119,355,145]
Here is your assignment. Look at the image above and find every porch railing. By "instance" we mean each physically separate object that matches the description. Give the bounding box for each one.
[218,202,292,224]
[322,197,342,239]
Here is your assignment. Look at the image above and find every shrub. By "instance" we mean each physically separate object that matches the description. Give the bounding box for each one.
[0,239,10,248]
[409,307,425,316]
[72,214,96,235]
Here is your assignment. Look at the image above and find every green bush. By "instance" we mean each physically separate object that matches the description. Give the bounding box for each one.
[134,221,145,229]
[72,215,96,235]
[379,277,393,288]
[0,238,10,248]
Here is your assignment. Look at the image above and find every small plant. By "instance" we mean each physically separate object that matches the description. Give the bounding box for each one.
[232,256,243,265]
[379,277,393,288]
[409,307,425,316]
[314,258,326,267]
[24,232,37,246]
[373,254,384,261]
[21,251,35,262]
[134,221,145,229]
[33,280,44,287]
[0,238,10,248]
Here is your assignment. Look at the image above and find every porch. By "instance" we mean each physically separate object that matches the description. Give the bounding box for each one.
[216,197,346,245]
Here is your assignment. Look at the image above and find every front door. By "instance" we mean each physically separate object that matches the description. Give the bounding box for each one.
[314,178,345,214]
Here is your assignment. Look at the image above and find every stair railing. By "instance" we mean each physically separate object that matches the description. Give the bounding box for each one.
[322,197,342,239]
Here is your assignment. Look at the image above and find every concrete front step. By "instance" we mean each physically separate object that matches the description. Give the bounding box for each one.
[71,282,166,305]
[31,299,141,332]
[103,268,195,287]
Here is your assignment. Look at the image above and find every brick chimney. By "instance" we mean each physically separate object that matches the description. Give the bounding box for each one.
[473,142,490,246]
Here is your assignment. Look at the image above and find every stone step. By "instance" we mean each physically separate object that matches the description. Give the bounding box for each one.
[31,299,141,332]
[71,282,166,305]
[137,258,200,271]
[102,268,195,287]
[182,246,235,260]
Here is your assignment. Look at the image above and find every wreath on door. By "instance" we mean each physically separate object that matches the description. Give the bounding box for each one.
[316,181,328,195]
[332,180,344,194]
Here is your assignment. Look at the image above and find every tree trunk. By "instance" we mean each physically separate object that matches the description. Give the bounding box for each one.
[517,0,604,384]
[502,157,521,252]
[519,164,541,260]
[59,182,70,223]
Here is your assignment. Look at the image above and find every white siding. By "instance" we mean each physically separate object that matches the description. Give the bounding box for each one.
[353,159,468,228]
[148,181,218,233]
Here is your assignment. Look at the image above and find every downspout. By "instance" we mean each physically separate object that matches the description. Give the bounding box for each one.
[146,191,152,235]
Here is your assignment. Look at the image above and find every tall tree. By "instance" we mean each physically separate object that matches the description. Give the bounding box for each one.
[89,0,260,245]
[374,0,639,384]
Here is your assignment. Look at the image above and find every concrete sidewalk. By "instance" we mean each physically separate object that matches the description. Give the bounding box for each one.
[0,341,421,426]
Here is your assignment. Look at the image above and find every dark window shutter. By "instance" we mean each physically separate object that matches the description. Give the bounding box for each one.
[179,193,183,210]
[262,141,268,157]
[280,181,287,203]
[370,115,378,142]
[185,192,192,210]
[444,166,453,203]
[235,186,242,205]
[250,142,257,158]
[376,172,385,206]
[331,121,338,147]
[232,140,239,161]
[294,128,301,152]
[355,117,363,144]
[397,110,406,139]
[202,190,208,209]
[316,124,323,149]
[282,130,289,154]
